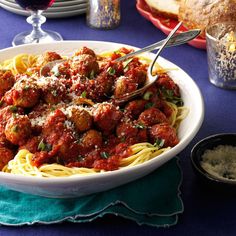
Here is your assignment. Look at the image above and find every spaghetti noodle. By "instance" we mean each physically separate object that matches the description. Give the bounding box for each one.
[0,47,188,177]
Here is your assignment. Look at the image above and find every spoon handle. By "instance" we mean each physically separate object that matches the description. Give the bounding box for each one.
[115,27,201,62]
[149,21,183,74]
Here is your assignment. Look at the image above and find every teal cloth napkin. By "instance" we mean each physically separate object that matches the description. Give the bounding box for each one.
[0,157,183,227]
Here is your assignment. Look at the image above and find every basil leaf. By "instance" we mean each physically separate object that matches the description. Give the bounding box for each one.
[160,88,183,106]
[107,67,116,75]
[38,140,52,152]
[135,123,146,129]
[100,152,109,159]
[143,91,153,100]
[81,91,87,98]
[145,102,154,109]
[154,138,165,148]
[123,58,133,69]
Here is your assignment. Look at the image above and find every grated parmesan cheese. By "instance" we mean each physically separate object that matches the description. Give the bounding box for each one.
[201,145,236,181]
[30,115,47,127]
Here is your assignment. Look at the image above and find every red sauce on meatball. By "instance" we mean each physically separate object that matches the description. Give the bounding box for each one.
[0,47,182,171]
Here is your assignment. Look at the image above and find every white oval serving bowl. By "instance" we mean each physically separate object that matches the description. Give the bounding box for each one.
[0,41,204,198]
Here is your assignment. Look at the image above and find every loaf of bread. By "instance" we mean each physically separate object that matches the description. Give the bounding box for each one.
[178,0,236,38]
[145,0,180,20]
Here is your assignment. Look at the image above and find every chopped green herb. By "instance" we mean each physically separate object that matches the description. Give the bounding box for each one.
[143,91,153,100]
[38,140,52,152]
[123,58,133,69]
[145,102,154,109]
[9,106,18,113]
[107,67,116,75]
[135,123,146,129]
[154,138,165,148]
[50,106,56,111]
[100,151,109,159]
[81,91,87,98]
[160,88,183,106]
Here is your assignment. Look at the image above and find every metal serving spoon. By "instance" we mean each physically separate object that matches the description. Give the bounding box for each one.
[115,28,200,62]
[114,22,198,103]
[40,27,200,77]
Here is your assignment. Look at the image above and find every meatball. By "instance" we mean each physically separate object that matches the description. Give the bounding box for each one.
[41,78,67,105]
[138,107,168,126]
[0,69,15,97]
[36,51,62,67]
[74,46,96,58]
[0,106,24,142]
[94,71,114,98]
[39,109,80,164]
[125,57,142,70]
[42,109,67,137]
[101,61,124,77]
[19,136,40,154]
[71,54,99,78]
[156,73,180,97]
[0,146,14,170]
[124,99,147,119]
[80,129,103,151]
[56,132,80,164]
[149,123,179,147]
[116,121,148,144]
[114,76,138,98]
[54,61,71,80]
[125,66,147,86]
[116,122,138,140]
[5,115,32,146]
[4,79,40,108]
[93,103,122,134]
[70,108,93,133]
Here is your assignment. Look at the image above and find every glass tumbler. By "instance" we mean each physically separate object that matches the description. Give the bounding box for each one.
[87,0,120,29]
[206,22,236,89]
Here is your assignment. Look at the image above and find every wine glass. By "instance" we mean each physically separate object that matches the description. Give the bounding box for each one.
[12,0,63,46]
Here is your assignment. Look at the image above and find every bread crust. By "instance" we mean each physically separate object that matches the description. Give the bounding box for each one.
[145,0,180,20]
[178,0,236,38]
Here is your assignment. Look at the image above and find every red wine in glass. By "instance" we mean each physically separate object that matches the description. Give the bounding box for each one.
[15,0,55,11]
[12,0,62,46]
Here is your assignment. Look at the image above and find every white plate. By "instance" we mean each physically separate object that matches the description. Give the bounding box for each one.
[0,3,86,18]
[0,41,204,198]
[1,0,87,11]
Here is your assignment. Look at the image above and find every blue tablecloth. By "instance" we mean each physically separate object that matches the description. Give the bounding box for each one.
[0,1,236,235]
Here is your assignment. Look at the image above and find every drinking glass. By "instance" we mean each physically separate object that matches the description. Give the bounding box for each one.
[12,0,63,46]
[206,22,236,89]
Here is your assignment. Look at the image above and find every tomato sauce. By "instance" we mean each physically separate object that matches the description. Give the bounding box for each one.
[0,47,182,171]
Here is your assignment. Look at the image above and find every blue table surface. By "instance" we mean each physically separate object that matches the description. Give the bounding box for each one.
[0,1,236,235]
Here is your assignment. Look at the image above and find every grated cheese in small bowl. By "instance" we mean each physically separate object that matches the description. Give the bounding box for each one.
[191,133,236,186]
[201,145,236,181]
